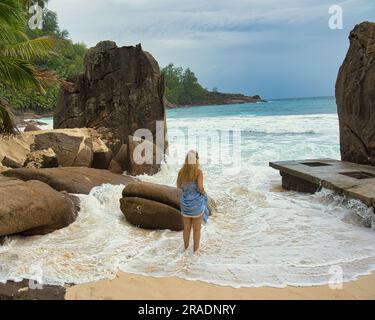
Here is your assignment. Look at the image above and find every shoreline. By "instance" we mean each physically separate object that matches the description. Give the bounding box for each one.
[1,270,374,300]
[13,111,53,128]
[65,271,375,300]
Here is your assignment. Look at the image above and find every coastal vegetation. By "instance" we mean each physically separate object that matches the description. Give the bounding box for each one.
[0,0,86,131]
[162,63,261,106]
[0,0,64,133]
[162,63,207,105]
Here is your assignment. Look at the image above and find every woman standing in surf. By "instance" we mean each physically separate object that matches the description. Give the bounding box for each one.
[177,150,209,252]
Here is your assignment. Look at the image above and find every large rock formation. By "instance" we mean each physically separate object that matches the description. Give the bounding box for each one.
[3,167,136,194]
[336,22,375,165]
[0,176,78,236]
[54,41,167,175]
[0,129,111,172]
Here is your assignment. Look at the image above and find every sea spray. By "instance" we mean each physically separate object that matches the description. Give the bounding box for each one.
[313,188,375,228]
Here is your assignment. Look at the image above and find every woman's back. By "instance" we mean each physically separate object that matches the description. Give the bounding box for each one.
[177,150,209,252]
[181,181,202,200]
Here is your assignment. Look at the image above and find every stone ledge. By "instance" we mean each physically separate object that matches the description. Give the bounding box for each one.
[270,159,375,207]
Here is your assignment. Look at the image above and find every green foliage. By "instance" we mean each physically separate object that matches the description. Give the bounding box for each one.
[0,0,59,133]
[0,4,87,116]
[0,82,57,111]
[30,8,87,77]
[162,63,207,105]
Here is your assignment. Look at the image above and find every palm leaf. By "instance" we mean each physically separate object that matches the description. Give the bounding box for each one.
[0,0,57,134]
[34,68,60,92]
[0,36,56,60]
[0,0,23,27]
[0,56,41,89]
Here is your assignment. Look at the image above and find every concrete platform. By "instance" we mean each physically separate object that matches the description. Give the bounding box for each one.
[269,158,375,208]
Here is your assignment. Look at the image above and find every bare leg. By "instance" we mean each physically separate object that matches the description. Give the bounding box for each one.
[182,217,193,250]
[192,215,203,252]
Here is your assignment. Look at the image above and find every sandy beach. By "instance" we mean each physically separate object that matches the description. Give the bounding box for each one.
[66,271,375,300]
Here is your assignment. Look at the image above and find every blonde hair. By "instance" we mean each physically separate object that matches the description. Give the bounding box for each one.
[178,150,200,184]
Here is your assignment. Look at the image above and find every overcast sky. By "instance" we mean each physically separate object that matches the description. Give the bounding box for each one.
[48,0,374,99]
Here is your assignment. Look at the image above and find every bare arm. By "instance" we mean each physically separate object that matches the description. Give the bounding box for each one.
[177,173,182,189]
[197,170,206,195]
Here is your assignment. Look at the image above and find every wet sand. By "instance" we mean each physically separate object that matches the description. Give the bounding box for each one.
[66,271,375,300]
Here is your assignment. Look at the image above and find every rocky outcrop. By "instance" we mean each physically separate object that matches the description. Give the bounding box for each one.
[127,135,163,176]
[0,176,78,237]
[24,123,41,132]
[0,128,111,171]
[92,137,113,170]
[54,41,167,175]
[0,134,31,171]
[336,22,375,165]
[1,156,22,169]
[31,131,93,167]
[120,181,216,231]
[108,144,128,174]
[2,167,135,194]
[23,148,58,169]
[0,279,65,300]
[0,127,158,175]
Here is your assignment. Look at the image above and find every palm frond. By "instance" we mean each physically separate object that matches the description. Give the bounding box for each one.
[0,0,23,27]
[0,36,56,60]
[0,23,28,44]
[34,68,60,92]
[0,0,56,134]
[0,56,41,89]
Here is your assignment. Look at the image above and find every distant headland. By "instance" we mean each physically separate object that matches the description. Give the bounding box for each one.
[165,92,264,108]
[162,63,264,108]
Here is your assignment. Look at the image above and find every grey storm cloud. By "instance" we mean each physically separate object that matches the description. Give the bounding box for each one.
[48,0,375,98]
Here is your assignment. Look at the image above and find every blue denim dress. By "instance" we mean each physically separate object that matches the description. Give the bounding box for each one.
[180,181,209,223]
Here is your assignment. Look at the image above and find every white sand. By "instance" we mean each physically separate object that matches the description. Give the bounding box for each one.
[66,271,375,300]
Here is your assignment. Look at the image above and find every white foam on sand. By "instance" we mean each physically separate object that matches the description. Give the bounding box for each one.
[1,112,375,287]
